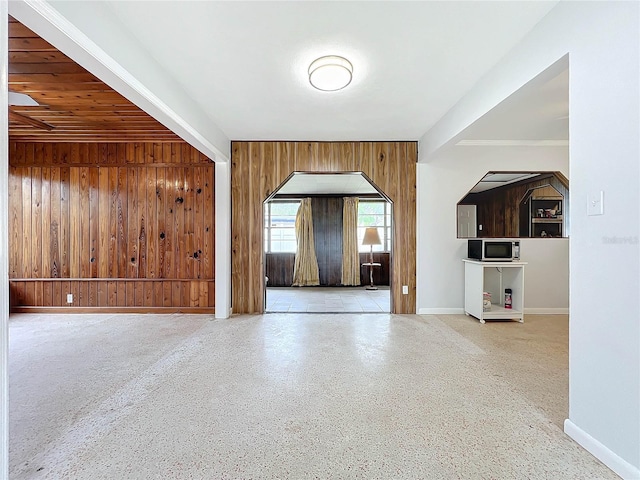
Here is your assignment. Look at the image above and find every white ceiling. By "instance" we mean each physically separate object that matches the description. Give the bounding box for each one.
[100,1,559,142]
[275,173,380,196]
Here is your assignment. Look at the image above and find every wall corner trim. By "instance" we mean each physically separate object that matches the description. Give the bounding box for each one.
[564,419,639,479]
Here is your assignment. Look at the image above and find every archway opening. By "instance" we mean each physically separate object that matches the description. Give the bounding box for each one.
[263,172,393,313]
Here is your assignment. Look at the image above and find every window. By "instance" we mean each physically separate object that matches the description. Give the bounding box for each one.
[264,201,300,253]
[357,200,391,252]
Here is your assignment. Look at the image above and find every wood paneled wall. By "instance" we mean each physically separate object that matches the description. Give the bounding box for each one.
[8,142,215,312]
[265,253,295,287]
[463,174,569,238]
[312,197,344,286]
[359,252,390,287]
[231,141,416,314]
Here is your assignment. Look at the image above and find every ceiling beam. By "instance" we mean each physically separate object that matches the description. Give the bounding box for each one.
[8,109,54,130]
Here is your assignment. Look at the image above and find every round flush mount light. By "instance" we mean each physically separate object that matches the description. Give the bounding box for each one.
[308,55,353,91]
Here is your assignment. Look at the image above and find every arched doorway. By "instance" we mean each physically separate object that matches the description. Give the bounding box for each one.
[263,172,393,313]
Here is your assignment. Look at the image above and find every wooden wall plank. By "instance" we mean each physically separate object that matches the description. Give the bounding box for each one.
[184,167,194,280]
[164,167,176,279]
[146,167,157,279]
[248,143,261,312]
[156,168,166,278]
[127,167,138,278]
[231,142,248,311]
[8,167,22,278]
[98,167,110,278]
[117,167,128,277]
[39,167,50,278]
[231,141,417,314]
[79,167,91,278]
[203,167,214,279]
[88,167,99,278]
[21,167,32,278]
[137,166,147,278]
[193,166,203,279]
[175,167,185,280]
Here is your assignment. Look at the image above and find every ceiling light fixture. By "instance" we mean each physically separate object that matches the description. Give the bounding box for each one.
[308,55,353,91]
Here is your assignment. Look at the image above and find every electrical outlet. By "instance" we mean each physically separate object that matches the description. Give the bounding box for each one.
[66,293,73,304]
[479,224,483,231]
[402,285,409,295]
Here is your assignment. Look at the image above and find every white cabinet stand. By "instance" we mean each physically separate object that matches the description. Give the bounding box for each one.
[463,259,527,324]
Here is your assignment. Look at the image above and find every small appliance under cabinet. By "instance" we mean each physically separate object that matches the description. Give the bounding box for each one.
[463,259,527,324]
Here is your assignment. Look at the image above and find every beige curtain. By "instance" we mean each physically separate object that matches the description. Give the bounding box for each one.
[292,198,320,286]
[341,197,360,286]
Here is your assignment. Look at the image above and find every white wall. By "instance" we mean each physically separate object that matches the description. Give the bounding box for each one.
[518,238,568,312]
[418,2,640,477]
[416,145,569,314]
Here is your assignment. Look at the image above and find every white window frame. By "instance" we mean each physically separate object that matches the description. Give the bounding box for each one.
[264,200,301,253]
[357,199,392,253]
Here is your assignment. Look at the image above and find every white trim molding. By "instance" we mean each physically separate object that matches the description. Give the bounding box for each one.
[215,162,231,319]
[565,419,640,479]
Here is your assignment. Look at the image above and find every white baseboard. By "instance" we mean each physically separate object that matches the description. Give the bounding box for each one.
[564,419,640,479]
[418,308,465,315]
[524,308,569,314]
[418,307,568,315]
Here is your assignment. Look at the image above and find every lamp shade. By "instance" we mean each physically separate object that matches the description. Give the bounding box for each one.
[362,227,382,246]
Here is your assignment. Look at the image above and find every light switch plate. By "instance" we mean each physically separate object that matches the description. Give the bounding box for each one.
[588,190,604,216]
[67,293,73,304]
[402,285,409,295]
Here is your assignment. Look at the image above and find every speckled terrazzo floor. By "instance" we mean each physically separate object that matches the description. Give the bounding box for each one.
[9,313,617,479]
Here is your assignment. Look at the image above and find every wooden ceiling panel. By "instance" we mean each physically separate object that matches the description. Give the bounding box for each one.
[8,16,181,142]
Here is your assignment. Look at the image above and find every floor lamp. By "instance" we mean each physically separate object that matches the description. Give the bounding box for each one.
[362,227,382,290]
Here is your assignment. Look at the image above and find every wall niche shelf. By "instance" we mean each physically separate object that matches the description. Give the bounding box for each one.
[528,194,563,238]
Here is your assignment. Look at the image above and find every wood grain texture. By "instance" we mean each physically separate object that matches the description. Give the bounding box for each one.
[311,197,344,286]
[231,141,417,314]
[463,173,568,238]
[8,141,215,312]
[8,16,180,142]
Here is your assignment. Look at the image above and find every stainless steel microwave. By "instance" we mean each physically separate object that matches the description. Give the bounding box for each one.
[468,239,520,261]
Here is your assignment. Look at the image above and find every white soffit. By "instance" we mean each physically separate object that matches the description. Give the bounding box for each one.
[456,68,569,145]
